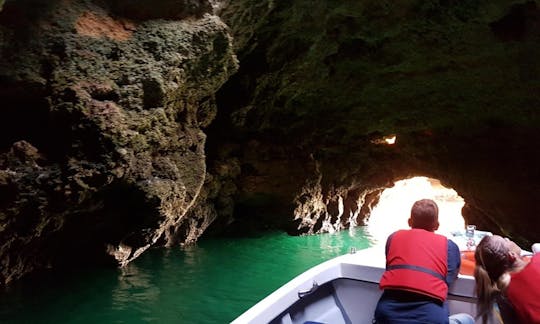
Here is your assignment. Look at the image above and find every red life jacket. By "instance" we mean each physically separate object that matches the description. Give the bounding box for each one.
[379,229,449,302]
[507,254,540,323]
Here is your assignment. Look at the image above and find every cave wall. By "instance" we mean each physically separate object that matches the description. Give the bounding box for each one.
[1,0,539,284]
[211,0,540,245]
[0,0,237,284]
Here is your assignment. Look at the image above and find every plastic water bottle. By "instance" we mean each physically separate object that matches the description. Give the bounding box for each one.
[465,224,476,238]
[465,225,476,250]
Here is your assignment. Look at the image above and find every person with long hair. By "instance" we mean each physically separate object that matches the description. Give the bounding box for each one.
[474,235,540,323]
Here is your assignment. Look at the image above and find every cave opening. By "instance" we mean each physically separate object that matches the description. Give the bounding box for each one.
[364,176,466,244]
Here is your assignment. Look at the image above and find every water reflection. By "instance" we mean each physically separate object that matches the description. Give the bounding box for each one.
[0,231,375,323]
[112,262,160,311]
[182,244,207,269]
[366,177,465,245]
[315,226,374,258]
[352,225,378,246]
[318,229,346,255]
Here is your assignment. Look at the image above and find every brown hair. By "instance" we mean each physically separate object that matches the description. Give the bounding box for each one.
[410,199,439,231]
[474,236,513,323]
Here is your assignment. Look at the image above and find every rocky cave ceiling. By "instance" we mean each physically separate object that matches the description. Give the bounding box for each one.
[0,0,539,284]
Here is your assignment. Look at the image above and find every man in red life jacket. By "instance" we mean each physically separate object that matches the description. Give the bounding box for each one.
[373,199,473,324]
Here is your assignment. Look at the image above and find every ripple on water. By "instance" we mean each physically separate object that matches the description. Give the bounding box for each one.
[0,228,374,323]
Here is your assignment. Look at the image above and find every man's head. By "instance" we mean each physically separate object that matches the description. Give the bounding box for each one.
[408,199,439,231]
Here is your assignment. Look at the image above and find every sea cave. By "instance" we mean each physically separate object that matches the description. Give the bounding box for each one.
[0,0,539,288]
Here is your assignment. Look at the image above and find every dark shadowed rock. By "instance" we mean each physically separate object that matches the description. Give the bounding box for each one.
[208,0,540,247]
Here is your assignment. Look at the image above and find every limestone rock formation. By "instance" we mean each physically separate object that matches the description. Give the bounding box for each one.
[1,0,540,285]
[211,0,540,245]
[0,0,237,283]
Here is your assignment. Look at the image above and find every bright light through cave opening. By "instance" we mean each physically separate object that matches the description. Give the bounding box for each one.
[384,135,396,145]
[365,177,465,244]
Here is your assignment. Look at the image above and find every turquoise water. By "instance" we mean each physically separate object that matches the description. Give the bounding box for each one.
[0,228,375,324]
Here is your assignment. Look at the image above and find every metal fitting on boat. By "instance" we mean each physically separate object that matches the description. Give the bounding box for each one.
[298,281,319,298]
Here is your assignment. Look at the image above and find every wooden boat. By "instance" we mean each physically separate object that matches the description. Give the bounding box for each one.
[232,230,526,324]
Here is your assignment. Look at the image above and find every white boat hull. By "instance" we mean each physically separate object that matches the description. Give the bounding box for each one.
[232,247,478,324]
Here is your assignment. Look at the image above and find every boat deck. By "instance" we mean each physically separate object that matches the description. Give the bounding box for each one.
[233,246,478,324]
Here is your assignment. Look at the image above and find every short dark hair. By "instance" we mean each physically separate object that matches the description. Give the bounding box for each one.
[410,199,439,230]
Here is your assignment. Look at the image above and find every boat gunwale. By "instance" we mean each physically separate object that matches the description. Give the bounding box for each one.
[232,247,479,324]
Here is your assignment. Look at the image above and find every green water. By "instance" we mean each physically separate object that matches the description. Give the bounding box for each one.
[0,227,375,324]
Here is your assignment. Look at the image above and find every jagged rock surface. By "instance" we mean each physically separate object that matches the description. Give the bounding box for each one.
[1,0,540,285]
[0,0,237,284]
[210,0,540,244]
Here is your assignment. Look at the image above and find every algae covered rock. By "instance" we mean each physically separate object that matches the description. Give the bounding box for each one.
[212,0,540,244]
[0,0,237,283]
